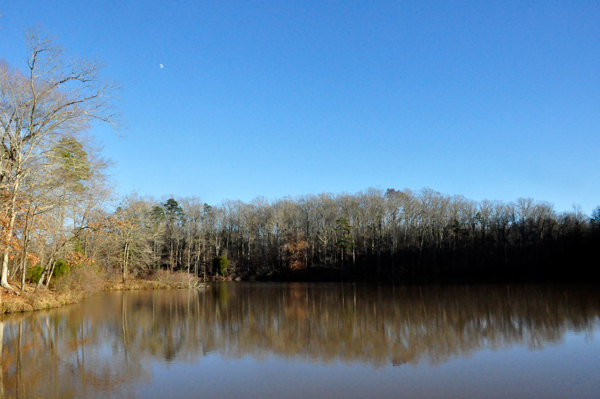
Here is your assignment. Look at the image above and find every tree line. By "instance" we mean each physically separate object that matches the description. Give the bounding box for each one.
[101,189,600,282]
[2,29,599,291]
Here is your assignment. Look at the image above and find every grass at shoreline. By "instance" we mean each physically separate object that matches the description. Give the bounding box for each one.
[0,284,84,314]
[0,278,209,315]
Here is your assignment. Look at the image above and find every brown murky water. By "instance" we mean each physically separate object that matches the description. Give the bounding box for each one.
[1,283,599,398]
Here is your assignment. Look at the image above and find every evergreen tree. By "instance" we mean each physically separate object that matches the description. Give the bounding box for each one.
[212,256,229,276]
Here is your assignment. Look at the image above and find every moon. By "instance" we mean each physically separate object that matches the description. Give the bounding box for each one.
[159,64,163,69]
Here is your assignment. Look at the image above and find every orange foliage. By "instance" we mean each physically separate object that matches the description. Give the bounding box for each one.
[283,230,309,270]
[64,250,94,267]
[0,191,49,267]
[0,190,23,256]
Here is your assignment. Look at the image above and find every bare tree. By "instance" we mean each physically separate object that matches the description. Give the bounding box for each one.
[0,28,119,288]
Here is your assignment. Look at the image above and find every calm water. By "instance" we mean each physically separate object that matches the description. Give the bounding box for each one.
[1,283,600,398]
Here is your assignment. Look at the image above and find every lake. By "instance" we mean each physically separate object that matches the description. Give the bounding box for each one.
[1,282,599,398]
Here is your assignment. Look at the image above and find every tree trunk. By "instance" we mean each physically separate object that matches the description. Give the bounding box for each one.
[1,187,19,289]
[122,241,129,283]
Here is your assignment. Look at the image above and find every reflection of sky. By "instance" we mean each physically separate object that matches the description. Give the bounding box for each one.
[138,331,600,399]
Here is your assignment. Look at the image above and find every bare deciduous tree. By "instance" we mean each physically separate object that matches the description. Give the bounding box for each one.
[0,28,119,288]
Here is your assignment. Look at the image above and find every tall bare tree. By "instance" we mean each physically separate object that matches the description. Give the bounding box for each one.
[0,28,118,288]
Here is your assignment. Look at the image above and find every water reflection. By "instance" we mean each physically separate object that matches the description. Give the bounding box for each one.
[1,283,599,398]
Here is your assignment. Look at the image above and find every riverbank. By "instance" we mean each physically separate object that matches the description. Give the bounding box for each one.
[0,278,209,314]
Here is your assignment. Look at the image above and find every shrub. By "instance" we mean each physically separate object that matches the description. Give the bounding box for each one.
[27,265,44,284]
[212,256,229,276]
[53,259,70,279]
[54,265,103,293]
[152,269,196,286]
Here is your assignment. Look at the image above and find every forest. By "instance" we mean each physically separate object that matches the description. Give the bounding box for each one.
[2,29,600,296]
[75,189,600,283]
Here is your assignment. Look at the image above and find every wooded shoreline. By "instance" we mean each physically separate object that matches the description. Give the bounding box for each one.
[2,29,600,300]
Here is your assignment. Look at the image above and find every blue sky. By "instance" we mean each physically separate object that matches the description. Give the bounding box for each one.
[1,1,599,212]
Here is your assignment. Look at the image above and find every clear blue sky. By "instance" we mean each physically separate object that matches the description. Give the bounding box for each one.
[2,1,599,212]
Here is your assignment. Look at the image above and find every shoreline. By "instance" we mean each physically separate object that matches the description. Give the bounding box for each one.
[0,279,210,315]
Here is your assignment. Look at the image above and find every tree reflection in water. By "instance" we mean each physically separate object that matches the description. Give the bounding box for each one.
[0,283,599,398]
